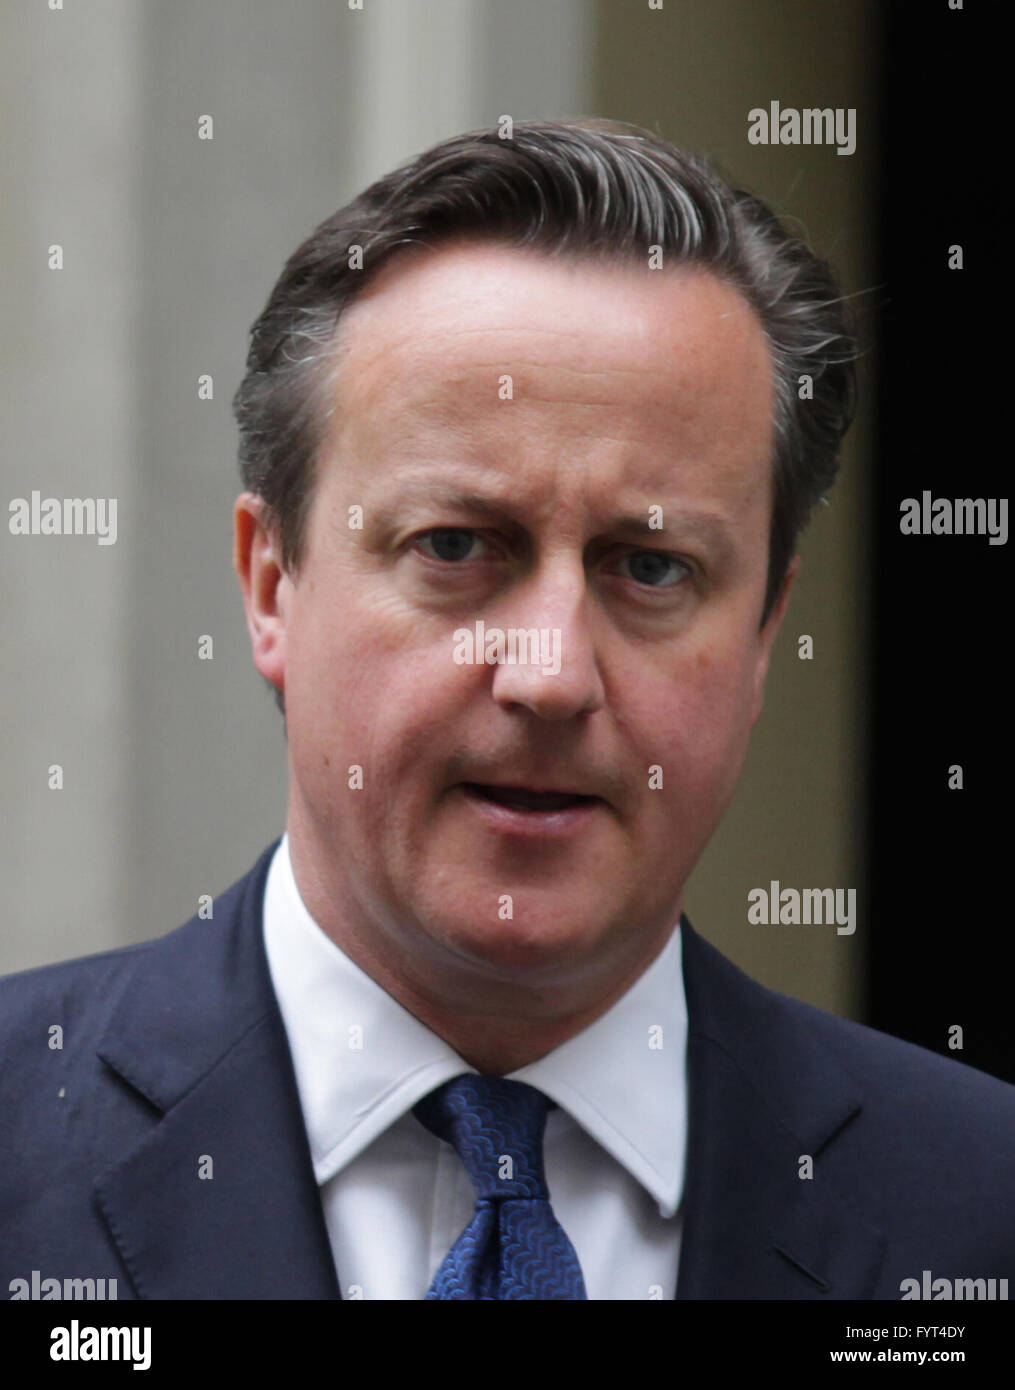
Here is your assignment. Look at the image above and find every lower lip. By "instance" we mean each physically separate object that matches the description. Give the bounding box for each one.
[458,785,604,839]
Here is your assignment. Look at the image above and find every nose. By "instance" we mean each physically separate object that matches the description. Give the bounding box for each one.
[488,559,606,722]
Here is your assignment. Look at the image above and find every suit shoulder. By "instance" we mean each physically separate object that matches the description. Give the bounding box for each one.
[0,840,279,1057]
[766,978,1015,1134]
[0,937,160,1056]
[683,922,1015,1135]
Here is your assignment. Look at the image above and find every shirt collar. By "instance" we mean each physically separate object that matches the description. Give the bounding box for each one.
[263,834,687,1217]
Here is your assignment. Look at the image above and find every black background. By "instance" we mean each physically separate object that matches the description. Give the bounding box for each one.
[868,1,1012,1083]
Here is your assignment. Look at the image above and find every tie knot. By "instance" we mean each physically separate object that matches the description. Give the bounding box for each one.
[413,1074,553,1201]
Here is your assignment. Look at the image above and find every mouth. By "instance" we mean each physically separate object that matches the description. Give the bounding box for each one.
[460,783,603,813]
[456,789,606,839]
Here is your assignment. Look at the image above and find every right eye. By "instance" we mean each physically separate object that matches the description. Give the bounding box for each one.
[415,529,491,563]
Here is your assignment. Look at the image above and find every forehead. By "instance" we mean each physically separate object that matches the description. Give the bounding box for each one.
[321,240,774,505]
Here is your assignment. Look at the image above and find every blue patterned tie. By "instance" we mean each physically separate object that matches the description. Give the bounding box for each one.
[413,1074,588,1300]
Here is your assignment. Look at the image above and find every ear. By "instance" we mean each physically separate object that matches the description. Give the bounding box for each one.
[749,553,800,726]
[233,492,289,696]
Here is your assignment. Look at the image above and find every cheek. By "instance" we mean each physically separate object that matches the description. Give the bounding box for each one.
[692,638,759,731]
[627,639,759,800]
[288,597,469,780]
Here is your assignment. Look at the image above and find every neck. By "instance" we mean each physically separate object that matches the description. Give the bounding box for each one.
[284,828,677,1076]
[355,951,668,1075]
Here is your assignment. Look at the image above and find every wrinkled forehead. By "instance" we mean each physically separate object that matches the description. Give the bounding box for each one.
[323,240,774,476]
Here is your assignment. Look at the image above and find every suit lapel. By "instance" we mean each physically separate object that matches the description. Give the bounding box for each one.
[676,920,885,1298]
[93,841,340,1299]
[87,849,884,1299]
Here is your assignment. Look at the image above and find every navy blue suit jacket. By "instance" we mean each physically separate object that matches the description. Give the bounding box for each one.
[3,839,1014,1299]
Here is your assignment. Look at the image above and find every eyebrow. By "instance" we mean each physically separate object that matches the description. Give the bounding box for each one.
[376,481,739,557]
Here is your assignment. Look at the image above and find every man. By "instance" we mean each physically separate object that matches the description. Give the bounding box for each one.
[3,120,1014,1301]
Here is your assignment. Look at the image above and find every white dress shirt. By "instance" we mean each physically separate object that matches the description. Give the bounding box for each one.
[262,834,688,1300]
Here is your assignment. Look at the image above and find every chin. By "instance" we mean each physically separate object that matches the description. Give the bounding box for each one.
[434,906,604,980]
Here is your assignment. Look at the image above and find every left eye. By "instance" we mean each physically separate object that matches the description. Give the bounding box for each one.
[622,550,688,587]
[417,528,489,562]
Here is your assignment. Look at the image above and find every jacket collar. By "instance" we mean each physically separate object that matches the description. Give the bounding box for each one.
[93,843,883,1299]
[677,918,885,1298]
[94,839,340,1299]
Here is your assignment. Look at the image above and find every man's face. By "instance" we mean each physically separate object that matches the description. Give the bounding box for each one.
[238,241,795,1008]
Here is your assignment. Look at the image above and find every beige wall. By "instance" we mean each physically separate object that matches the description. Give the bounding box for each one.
[0,0,594,974]
[2,0,875,1022]
[595,0,878,1015]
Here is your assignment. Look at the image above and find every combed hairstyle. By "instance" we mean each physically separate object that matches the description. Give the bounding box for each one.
[233,118,857,711]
